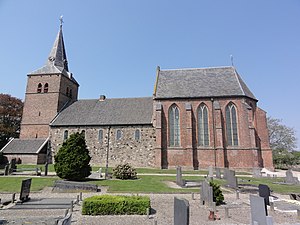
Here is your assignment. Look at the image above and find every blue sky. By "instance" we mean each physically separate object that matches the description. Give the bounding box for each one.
[0,1,299,149]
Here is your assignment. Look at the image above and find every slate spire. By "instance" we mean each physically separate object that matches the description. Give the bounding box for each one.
[47,16,69,71]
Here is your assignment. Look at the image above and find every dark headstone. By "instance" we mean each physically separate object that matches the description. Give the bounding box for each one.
[19,178,32,202]
[250,195,269,225]
[176,166,185,187]
[53,180,99,192]
[44,162,48,176]
[215,168,221,179]
[9,158,17,174]
[4,164,9,176]
[174,197,189,225]
[258,184,270,216]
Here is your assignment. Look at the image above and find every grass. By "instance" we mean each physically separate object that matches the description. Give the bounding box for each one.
[16,164,55,172]
[0,177,59,192]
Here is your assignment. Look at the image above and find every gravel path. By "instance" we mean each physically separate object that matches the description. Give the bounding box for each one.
[1,187,300,225]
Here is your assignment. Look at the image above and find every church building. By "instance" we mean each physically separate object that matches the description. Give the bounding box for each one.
[1,22,273,170]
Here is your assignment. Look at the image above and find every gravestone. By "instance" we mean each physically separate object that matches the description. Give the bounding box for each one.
[253,168,262,178]
[174,197,189,225]
[19,178,32,202]
[215,168,221,179]
[226,170,238,188]
[223,168,229,179]
[200,180,213,206]
[258,184,270,216]
[176,166,185,187]
[250,195,273,225]
[53,180,99,192]
[4,164,9,176]
[208,166,214,179]
[284,169,300,184]
[9,158,17,174]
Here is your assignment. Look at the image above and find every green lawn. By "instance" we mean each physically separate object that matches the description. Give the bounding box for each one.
[16,164,55,172]
[0,177,59,192]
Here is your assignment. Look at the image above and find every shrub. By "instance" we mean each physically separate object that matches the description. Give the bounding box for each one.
[82,195,150,215]
[113,163,137,180]
[210,181,224,206]
[0,152,8,165]
[54,132,91,181]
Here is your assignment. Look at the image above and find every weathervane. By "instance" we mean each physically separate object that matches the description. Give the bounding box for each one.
[59,15,64,26]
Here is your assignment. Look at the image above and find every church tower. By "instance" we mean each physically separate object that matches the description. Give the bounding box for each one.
[20,19,79,139]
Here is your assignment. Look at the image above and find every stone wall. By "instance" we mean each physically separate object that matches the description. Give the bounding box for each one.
[50,125,156,167]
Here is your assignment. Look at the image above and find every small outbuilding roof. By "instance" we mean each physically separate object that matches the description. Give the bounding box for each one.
[0,138,48,154]
[154,66,256,100]
[50,97,153,127]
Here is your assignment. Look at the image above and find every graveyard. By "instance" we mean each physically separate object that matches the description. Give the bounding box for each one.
[0,165,300,224]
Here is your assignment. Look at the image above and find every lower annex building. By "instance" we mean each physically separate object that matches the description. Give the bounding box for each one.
[1,22,273,170]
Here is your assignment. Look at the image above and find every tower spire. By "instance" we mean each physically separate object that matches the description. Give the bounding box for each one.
[46,16,69,71]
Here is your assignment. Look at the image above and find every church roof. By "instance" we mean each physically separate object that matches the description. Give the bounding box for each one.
[0,138,48,154]
[28,22,78,85]
[154,66,256,100]
[50,97,153,127]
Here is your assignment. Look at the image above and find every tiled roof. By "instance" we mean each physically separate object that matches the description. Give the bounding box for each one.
[0,138,48,154]
[154,66,256,100]
[50,97,153,126]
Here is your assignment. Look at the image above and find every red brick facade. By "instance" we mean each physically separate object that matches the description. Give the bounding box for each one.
[154,97,273,170]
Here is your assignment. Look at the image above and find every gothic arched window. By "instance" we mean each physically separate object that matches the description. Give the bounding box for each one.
[169,104,180,147]
[226,102,239,146]
[37,83,42,93]
[198,103,209,146]
[44,83,49,93]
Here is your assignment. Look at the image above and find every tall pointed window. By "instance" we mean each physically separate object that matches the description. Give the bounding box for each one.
[226,103,239,146]
[169,105,180,146]
[44,83,49,93]
[198,104,209,146]
[37,83,42,93]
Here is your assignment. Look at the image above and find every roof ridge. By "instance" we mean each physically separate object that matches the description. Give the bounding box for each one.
[160,66,234,72]
[77,97,153,101]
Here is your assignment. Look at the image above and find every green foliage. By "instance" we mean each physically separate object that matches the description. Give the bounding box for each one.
[0,152,8,165]
[113,163,137,180]
[273,149,300,169]
[82,195,150,215]
[0,94,23,149]
[54,132,91,181]
[209,181,224,206]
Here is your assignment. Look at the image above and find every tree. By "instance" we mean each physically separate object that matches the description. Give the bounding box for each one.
[0,94,23,149]
[267,116,298,168]
[54,132,92,181]
[267,117,297,151]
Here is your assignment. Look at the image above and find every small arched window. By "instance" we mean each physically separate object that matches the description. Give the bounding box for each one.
[37,83,42,93]
[66,87,69,96]
[226,103,239,146]
[63,130,68,141]
[98,129,103,143]
[44,83,49,93]
[116,130,122,140]
[198,103,209,146]
[134,129,140,141]
[81,130,86,139]
[169,104,180,147]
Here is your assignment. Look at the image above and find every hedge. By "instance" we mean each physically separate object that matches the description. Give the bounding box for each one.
[82,195,151,215]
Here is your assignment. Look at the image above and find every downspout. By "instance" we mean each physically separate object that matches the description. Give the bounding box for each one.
[211,98,217,167]
[105,126,111,179]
